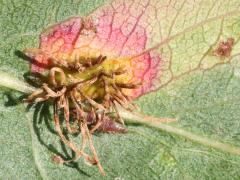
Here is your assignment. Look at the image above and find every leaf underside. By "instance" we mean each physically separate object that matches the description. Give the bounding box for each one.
[0,0,240,179]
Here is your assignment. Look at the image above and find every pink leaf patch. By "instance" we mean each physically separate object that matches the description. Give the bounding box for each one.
[28,17,83,72]
[27,1,162,98]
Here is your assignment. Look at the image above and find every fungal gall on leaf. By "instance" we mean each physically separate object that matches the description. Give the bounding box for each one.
[23,12,161,174]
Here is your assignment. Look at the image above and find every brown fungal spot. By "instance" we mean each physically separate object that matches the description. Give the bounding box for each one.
[81,16,98,35]
[214,38,235,58]
[52,155,64,164]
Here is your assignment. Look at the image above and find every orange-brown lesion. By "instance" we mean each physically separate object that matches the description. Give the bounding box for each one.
[213,38,235,59]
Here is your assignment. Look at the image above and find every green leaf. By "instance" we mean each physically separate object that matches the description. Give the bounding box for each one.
[1,0,240,179]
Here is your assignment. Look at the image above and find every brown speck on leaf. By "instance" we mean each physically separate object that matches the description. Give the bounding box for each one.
[81,16,98,35]
[214,38,235,58]
[52,155,64,164]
